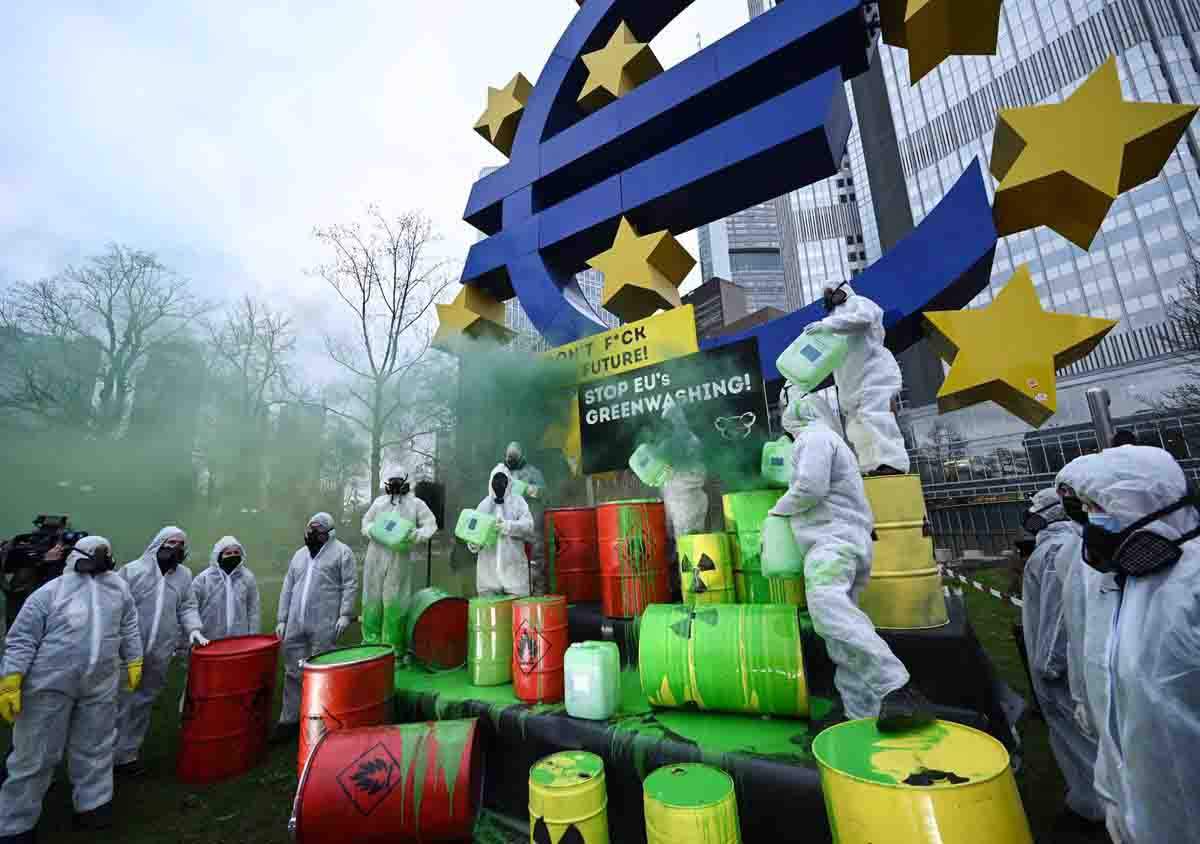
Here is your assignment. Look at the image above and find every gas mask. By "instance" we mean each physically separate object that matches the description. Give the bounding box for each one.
[304,527,329,556]
[1081,494,1200,576]
[822,282,849,314]
[505,445,525,471]
[219,553,243,574]
[74,546,114,575]
[1020,500,1061,535]
[491,473,509,503]
[157,543,185,574]
[1062,495,1087,526]
[385,477,410,497]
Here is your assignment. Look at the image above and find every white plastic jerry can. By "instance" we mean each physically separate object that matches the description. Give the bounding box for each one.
[761,437,793,488]
[776,329,850,394]
[761,515,807,578]
[564,641,621,720]
[629,443,673,488]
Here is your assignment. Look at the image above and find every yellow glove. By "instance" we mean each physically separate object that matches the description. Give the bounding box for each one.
[125,658,143,692]
[0,674,22,724]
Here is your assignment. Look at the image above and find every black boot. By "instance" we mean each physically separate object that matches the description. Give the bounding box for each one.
[868,465,905,477]
[269,722,299,745]
[878,684,935,732]
[74,802,113,830]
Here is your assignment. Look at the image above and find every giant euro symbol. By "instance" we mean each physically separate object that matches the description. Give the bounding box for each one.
[462,0,998,379]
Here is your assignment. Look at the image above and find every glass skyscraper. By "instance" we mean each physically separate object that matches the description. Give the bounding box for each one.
[696,201,788,313]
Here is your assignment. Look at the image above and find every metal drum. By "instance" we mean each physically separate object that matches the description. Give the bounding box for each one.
[813,719,1033,843]
[529,751,610,844]
[546,506,601,603]
[177,634,279,784]
[859,475,948,630]
[597,499,670,618]
[722,491,806,607]
[677,533,735,606]
[298,645,394,778]
[513,595,569,704]
[406,587,470,669]
[644,764,741,844]
[468,595,515,686]
[291,720,483,844]
[639,603,809,718]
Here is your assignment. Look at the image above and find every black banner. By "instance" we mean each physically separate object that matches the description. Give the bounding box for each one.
[578,339,771,478]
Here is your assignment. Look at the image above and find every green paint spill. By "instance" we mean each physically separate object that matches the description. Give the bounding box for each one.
[361,602,383,644]
[433,718,475,810]
[812,719,954,786]
[547,516,558,591]
[308,645,392,665]
[644,763,733,808]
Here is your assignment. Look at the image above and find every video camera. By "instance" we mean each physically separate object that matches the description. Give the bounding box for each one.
[1,514,87,626]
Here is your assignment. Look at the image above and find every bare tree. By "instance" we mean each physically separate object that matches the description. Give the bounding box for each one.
[311,206,452,492]
[0,244,209,435]
[1158,259,1200,409]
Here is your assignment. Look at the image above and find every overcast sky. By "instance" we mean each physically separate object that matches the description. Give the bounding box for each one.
[0,1,749,367]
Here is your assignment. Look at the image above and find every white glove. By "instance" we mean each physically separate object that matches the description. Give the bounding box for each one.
[526,485,541,500]
[1073,702,1095,738]
[189,630,210,648]
[468,543,482,554]
[335,616,351,638]
[275,623,286,639]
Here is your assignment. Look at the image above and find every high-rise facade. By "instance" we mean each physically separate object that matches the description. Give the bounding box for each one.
[696,201,788,313]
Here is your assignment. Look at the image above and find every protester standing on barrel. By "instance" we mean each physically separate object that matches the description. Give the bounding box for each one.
[473,464,536,597]
[502,443,549,591]
[192,536,260,641]
[0,537,142,841]
[272,513,357,743]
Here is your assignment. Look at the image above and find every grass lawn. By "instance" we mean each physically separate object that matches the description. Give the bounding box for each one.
[5,558,1086,843]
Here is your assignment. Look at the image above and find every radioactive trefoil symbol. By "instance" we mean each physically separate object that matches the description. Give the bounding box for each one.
[533,817,585,844]
[680,553,717,593]
[669,606,718,639]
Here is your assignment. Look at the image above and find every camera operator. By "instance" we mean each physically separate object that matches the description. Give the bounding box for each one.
[1,516,87,631]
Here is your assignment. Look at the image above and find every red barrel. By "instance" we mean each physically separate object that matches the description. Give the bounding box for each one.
[291,720,483,844]
[545,506,600,603]
[512,596,568,704]
[406,588,470,670]
[298,645,395,778]
[597,499,670,619]
[177,634,280,784]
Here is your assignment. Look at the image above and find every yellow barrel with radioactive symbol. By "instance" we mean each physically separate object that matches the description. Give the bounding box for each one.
[813,719,1033,843]
[528,751,609,844]
[859,475,948,630]
[677,534,736,606]
[644,764,741,844]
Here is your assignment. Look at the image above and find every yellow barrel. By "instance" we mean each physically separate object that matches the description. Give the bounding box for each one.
[813,719,1032,844]
[528,751,609,844]
[644,764,741,844]
[678,533,736,606]
[860,475,948,630]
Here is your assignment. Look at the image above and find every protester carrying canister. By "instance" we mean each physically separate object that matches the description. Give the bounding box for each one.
[657,406,709,540]
[191,536,260,640]
[113,527,206,777]
[361,465,438,655]
[0,537,141,841]
[770,394,929,728]
[473,463,536,596]
[801,282,909,475]
[1020,487,1104,827]
[1069,446,1200,844]
[272,512,357,743]
[504,443,549,591]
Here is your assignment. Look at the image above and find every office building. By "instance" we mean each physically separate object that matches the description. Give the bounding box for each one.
[696,201,788,313]
[681,276,751,339]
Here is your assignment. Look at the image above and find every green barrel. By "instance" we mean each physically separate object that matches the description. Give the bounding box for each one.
[723,491,806,608]
[639,604,809,718]
[468,596,514,686]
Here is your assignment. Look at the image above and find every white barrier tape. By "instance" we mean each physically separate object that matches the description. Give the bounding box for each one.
[938,565,1023,609]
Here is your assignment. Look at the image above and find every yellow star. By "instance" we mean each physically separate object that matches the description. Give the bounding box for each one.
[578,22,663,114]
[587,218,695,323]
[432,286,515,353]
[991,57,1198,250]
[880,0,1003,84]
[473,74,533,157]
[923,266,1117,427]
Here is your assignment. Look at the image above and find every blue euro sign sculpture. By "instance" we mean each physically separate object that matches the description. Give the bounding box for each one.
[462,0,998,378]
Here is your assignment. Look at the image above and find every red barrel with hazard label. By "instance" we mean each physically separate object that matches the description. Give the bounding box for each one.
[298,645,395,778]
[512,595,568,704]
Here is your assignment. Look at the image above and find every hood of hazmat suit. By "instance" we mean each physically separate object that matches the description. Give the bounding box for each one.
[812,283,908,474]
[476,464,536,596]
[660,405,708,539]
[278,513,358,642]
[191,536,260,640]
[1069,446,1200,842]
[120,527,201,673]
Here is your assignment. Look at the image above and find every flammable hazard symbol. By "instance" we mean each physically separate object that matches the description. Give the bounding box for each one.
[515,620,551,675]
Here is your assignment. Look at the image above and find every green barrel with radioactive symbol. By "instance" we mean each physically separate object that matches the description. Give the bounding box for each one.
[528,750,610,844]
[677,534,736,606]
[639,603,809,718]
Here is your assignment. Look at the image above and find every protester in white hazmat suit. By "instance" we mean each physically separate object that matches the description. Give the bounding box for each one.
[657,406,709,540]
[504,443,549,591]
[0,537,142,840]
[1069,446,1200,844]
[1019,487,1104,825]
[273,513,357,741]
[769,394,928,728]
[473,463,536,596]
[113,527,207,776]
[361,466,438,654]
[191,536,261,640]
[803,282,909,475]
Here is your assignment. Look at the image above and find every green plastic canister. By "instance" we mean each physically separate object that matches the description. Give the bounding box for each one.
[564,641,621,721]
[367,514,415,552]
[760,437,793,488]
[776,329,850,394]
[629,443,673,488]
[455,509,499,548]
[760,515,807,578]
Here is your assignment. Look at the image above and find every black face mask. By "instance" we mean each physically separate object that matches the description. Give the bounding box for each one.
[305,530,329,555]
[1062,496,1088,526]
[219,554,242,574]
[491,474,508,502]
[1082,494,1200,576]
[157,544,183,574]
[822,282,849,314]
[385,479,410,497]
[74,548,113,575]
[1020,501,1061,535]
[505,456,523,471]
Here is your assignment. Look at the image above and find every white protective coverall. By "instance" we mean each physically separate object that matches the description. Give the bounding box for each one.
[1020,488,1103,821]
[114,527,203,767]
[276,513,358,725]
[360,467,438,652]
[770,395,909,719]
[191,536,261,640]
[0,537,142,836]
[506,445,549,592]
[659,406,709,540]
[475,464,537,597]
[806,284,909,474]
[1071,446,1200,844]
